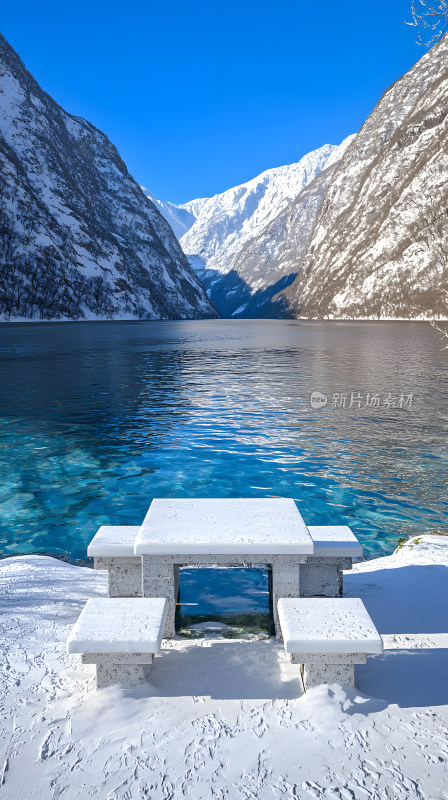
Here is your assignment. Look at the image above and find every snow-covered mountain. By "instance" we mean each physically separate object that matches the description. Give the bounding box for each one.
[140,189,209,240]
[151,36,447,322]
[0,34,216,322]
[165,138,354,317]
[194,146,354,318]
[280,35,448,320]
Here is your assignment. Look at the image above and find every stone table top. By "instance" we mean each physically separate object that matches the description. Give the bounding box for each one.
[277,597,383,654]
[66,598,167,654]
[134,498,314,555]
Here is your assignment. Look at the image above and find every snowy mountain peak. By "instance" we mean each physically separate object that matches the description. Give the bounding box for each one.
[180,136,355,268]
[151,135,354,318]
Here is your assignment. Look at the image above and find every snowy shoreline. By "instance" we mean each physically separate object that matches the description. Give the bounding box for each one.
[1,535,448,798]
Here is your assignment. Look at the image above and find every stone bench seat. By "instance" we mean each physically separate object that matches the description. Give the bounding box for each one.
[278,597,383,690]
[87,525,140,557]
[88,526,142,597]
[300,526,363,597]
[66,597,167,690]
[307,526,363,557]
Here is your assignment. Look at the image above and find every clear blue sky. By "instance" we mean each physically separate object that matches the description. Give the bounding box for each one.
[2,0,423,204]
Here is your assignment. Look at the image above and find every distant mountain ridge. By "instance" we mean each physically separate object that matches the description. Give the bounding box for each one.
[152,138,354,317]
[0,34,217,321]
[279,34,448,320]
[3,28,445,323]
[151,38,447,321]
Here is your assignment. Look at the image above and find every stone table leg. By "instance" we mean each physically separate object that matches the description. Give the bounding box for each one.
[142,556,177,638]
[299,556,353,597]
[270,555,304,640]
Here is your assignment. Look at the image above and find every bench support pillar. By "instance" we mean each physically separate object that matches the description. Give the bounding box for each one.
[95,663,151,690]
[81,653,154,691]
[291,652,367,690]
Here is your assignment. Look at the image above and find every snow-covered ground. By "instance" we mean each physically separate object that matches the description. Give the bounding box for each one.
[1,536,448,799]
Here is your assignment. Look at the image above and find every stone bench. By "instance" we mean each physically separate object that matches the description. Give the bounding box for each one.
[66,597,167,690]
[88,526,142,597]
[300,526,363,597]
[277,597,383,690]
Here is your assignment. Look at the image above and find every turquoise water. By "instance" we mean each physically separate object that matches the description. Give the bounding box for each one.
[1,321,447,585]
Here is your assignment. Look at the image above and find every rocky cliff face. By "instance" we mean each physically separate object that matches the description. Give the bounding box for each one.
[0,34,216,321]
[281,35,448,320]
[179,139,354,317]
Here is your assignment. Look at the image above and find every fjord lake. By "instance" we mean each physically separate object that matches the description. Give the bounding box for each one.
[1,320,447,618]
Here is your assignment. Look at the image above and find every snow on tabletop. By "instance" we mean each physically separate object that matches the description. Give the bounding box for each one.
[307,525,363,557]
[87,525,141,557]
[66,597,167,654]
[135,497,314,554]
[278,598,383,654]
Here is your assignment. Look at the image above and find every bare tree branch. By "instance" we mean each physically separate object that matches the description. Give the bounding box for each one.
[406,0,448,45]
[430,319,448,347]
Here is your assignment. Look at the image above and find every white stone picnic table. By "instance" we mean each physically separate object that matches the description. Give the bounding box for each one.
[89,498,362,638]
[136,498,313,636]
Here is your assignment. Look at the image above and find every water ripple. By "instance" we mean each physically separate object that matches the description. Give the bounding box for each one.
[0,319,447,563]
